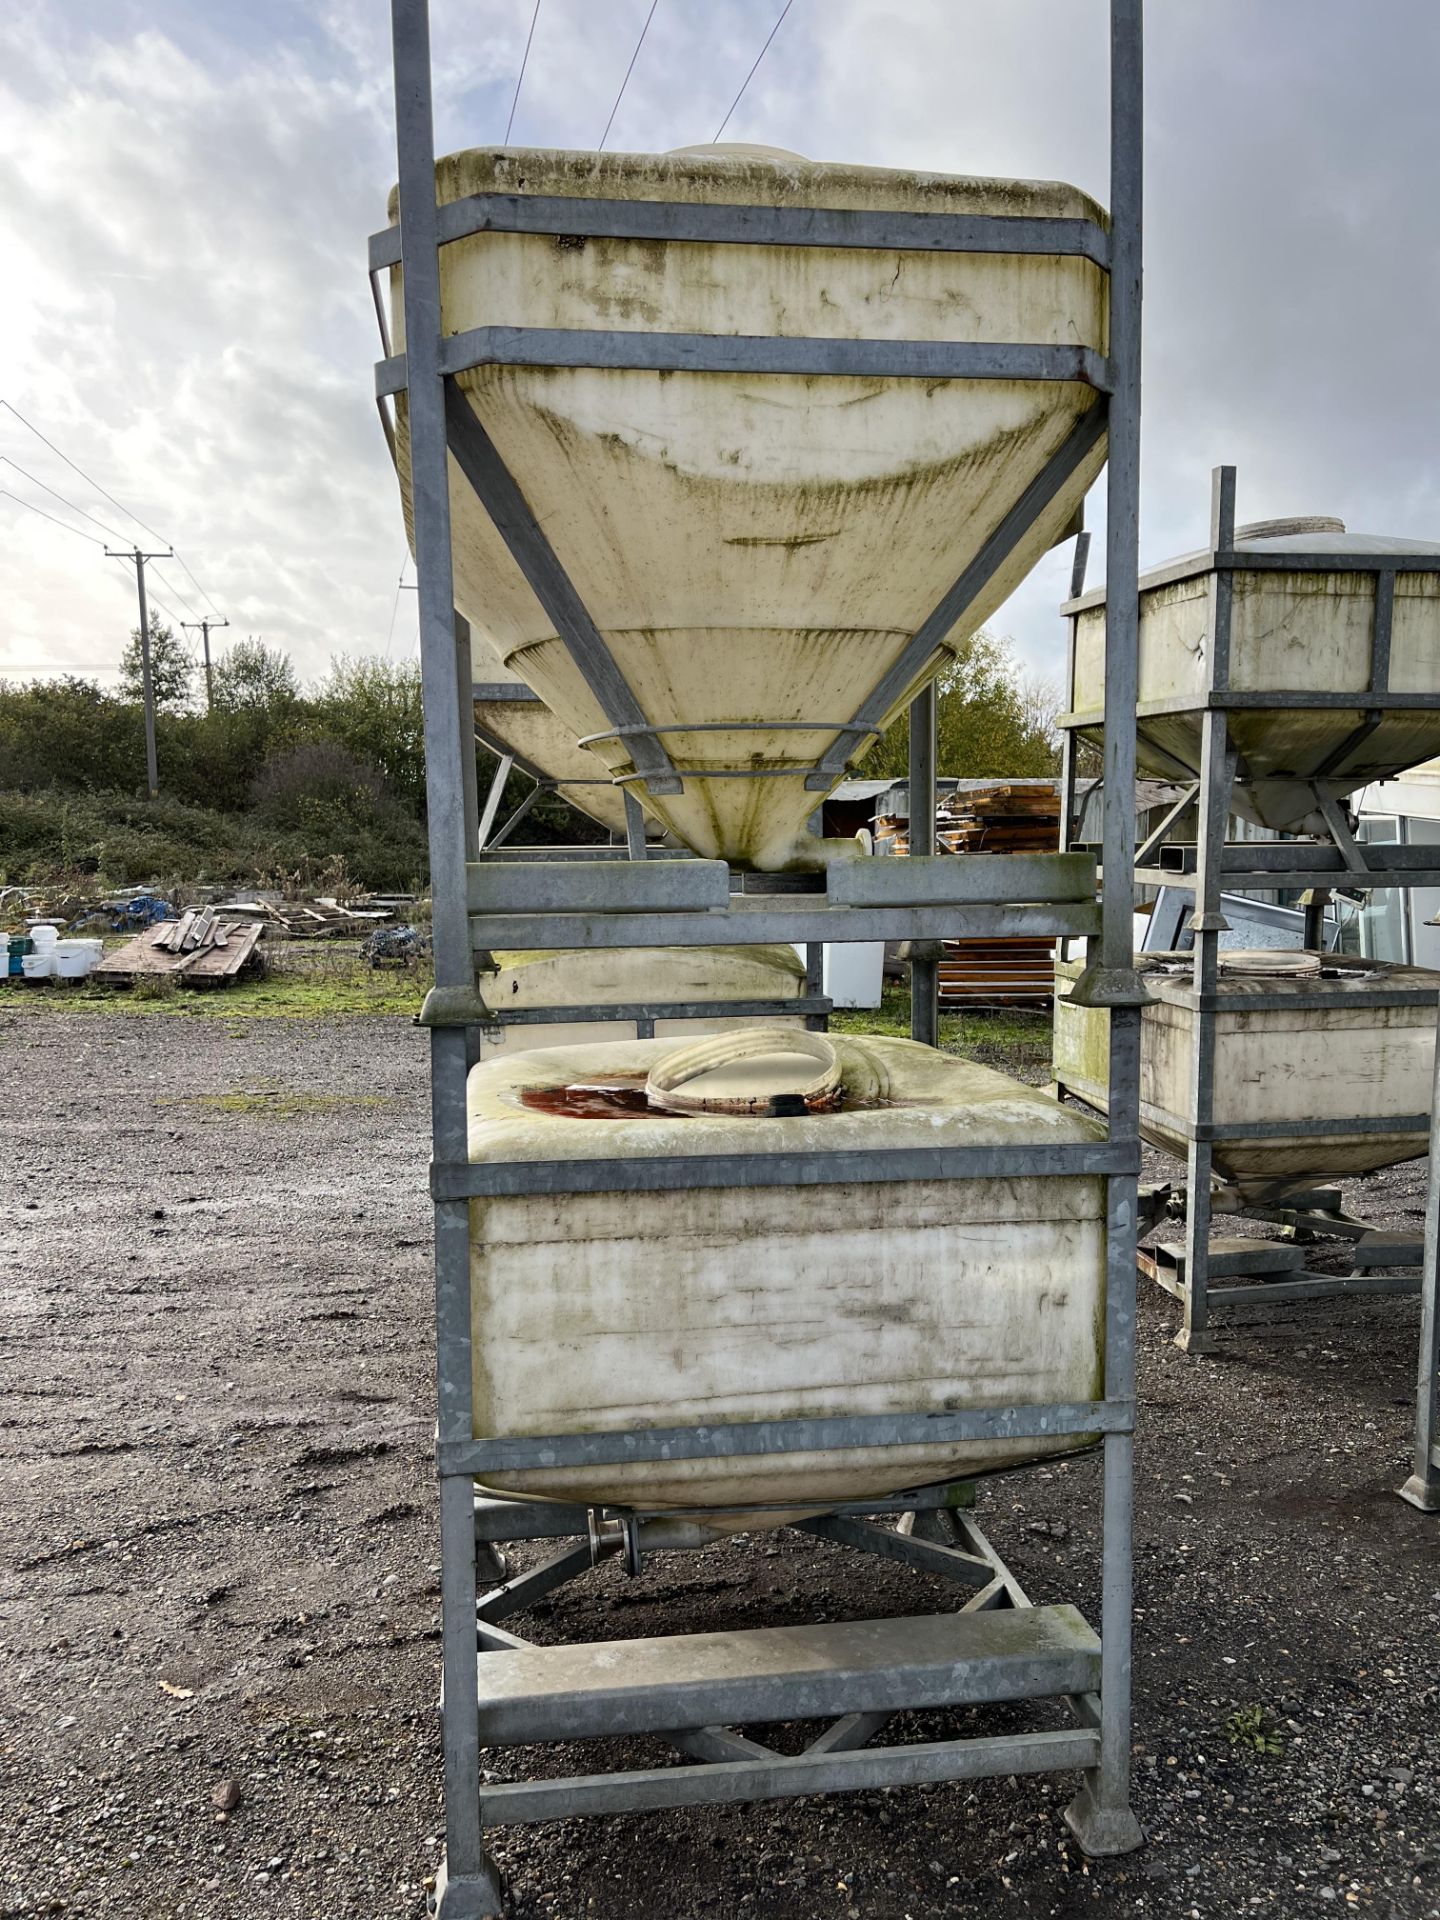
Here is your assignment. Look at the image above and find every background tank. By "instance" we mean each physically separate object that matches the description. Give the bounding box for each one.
[466,1032,1108,1518]
[471,641,639,840]
[475,943,811,1060]
[388,144,1108,868]
[1066,519,1440,833]
[1054,950,1440,1195]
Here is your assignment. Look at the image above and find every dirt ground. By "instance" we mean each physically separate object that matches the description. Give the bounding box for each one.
[2,1002,1438,1920]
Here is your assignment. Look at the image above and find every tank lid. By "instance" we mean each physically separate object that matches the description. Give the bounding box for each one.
[665,142,812,163]
[645,1028,842,1116]
[1235,516,1345,541]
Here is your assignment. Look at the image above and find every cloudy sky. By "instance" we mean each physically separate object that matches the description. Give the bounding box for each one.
[2,0,1438,696]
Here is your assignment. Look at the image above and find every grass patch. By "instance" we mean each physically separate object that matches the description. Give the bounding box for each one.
[0,940,430,1021]
[832,985,1054,1078]
[157,1086,394,1117]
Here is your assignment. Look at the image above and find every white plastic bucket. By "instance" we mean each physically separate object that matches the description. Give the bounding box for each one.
[52,941,95,979]
[21,952,53,979]
[29,924,59,950]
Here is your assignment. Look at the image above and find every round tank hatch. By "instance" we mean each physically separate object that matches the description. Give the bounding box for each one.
[645,1028,841,1116]
[665,142,811,162]
[1216,951,1323,978]
[1235,516,1346,541]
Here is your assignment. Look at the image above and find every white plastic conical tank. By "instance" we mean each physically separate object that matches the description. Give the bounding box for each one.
[466,1031,1108,1520]
[1067,521,1440,833]
[387,144,1109,868]
[475,942,811,1059]
[471,634,641,839]
[1053,950,1440,1193]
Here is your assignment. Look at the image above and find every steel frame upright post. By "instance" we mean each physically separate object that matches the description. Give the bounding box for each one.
[1176,468,1237,1356]
[391,1,503,1911]
[1064,0,1144,1859]
[1400,1006,1440,1511]
[909,683,940,1047]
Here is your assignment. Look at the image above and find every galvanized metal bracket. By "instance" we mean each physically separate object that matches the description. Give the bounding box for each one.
[1065,963,1149,1008]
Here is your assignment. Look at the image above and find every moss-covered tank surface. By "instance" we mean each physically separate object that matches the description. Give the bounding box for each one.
[466,1032,1107,1516]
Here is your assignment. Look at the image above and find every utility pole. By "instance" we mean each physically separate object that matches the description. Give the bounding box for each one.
[183,616,229,711]
[106,545,172,798]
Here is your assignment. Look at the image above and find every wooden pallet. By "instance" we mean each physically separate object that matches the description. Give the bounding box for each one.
[94,914,263,985]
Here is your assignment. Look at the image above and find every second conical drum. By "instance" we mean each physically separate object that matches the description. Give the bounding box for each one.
[386,143,1109,868]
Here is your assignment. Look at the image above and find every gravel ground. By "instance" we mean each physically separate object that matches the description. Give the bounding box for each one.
[2,1006,1438,1920]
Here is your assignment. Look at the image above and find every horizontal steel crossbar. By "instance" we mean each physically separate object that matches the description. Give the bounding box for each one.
[471,1480,977,1540]
[1135,868,1440,895]
[477,1725,1100,1825]
[439,1398,1127,1477]
[434,1138,1137,1200]
[1061,546,1440,613]
[473,682,544,704]
[367,193,1112,272]
[376,332,1110,396]
[482,996,831,1028]
[1062,688,1440,728]
[828,850,1094,905]
[469,902,1101,949]
[467,858,728,913]
[474,1604,1100,1745]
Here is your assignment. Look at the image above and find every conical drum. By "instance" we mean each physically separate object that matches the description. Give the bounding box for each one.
[470,636,639,839]
[1067,519,1440,833]
[386,144,1109,868]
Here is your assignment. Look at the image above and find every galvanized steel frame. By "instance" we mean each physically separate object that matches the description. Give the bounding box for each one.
[1399,1007,1440,1512]
[385,0,1146,1904]
[1057,460,1440,1353]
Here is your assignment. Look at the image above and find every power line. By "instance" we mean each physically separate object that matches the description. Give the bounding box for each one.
[149,562,206,624]
[504,0,542,144]
[599,0,660,151]
[1,457,129,543]
[0,397,169,547]
[0,397,226,622]
[169,552,224,619]
[0,487,107,546]
[714,0,794,142]
[1,483,185,629]
[383,551,409,657]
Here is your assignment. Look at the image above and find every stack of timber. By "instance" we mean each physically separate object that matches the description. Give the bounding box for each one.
[939,785,1060,1007]
[872,782,1062,1008]
[95,910,263,986]
[215,895,394,939]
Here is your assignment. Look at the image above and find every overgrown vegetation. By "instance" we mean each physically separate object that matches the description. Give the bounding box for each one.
[0,621,595,891]
[860,630,1062,782]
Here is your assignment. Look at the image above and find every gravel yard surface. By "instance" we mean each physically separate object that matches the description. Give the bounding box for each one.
[2,1006,1437,1919]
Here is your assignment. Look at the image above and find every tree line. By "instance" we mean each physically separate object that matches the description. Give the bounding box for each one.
[0,620,585,892]
[0,619,1059,893]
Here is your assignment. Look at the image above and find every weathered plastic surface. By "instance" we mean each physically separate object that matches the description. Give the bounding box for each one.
[1071,529,1440,833]
[476,943,808,1058]
[465,1033,1107,1518]
[472,635,635,837]
[1053,951,1440,1190]
[389,144,1108,868]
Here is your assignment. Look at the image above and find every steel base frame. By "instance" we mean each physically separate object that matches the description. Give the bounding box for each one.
[1060,459,1440,1355]
[445,1484,1142,1866]
[384,0,1147,1910]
